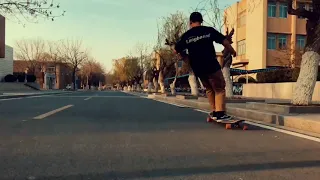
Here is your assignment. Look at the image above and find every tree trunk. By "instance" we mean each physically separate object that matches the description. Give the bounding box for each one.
[153,77,159,93]
[198,77,205,89]
[222,66,233,98]
[292,51,320,105]
[170,76,177,95]
[188,71,199,96]
[54,68,58,89]
[170,62,179,95]
[158,70,165,93]
[147,82,152,93]
[290,15,320,105]
[72,69,76,91]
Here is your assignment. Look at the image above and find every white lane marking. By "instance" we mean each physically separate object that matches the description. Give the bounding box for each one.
[244,121,320,143]
[0,93,76,101]
[33,105,74,120]
[193,109,320,143]
[84,97,92,101]
[39,95,142,98]
[0,97,24,101]
[194,109,210,113]
[154,99,189,108]
[122,91,148,98]
[0,95,51,101]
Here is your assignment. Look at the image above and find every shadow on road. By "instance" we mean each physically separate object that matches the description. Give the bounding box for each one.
[5,160,320,180]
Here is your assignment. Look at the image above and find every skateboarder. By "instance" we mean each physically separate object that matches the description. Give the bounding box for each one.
[174,12,237,121]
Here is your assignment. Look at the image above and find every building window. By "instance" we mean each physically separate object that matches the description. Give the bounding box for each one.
[47,66,55,73]
[297,35,306,50]
[278,34,287,49]
[237,40,246,55]
[279,3,288,18]
[267,33,276,50]
[237,12,246,27]
[268,2,276,17]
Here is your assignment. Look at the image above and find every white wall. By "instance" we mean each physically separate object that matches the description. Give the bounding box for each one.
[243,82,320,101]
[0,45,13,81]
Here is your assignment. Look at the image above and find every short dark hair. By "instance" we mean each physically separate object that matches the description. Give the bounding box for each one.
[190,12,203,23]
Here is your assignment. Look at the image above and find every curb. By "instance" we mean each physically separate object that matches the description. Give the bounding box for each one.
[146,94,320,138]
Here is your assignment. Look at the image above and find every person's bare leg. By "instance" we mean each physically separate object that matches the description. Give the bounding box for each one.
[200,77,216,119]
[208,70,231,121]
[206,88,215,112]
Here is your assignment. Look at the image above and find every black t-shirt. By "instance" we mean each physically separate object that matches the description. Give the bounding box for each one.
[175,26,226,77]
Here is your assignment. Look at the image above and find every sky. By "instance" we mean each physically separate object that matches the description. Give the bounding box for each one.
[5,0,236,71]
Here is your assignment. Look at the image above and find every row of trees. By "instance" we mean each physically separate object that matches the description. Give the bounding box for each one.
[14,38,106,89]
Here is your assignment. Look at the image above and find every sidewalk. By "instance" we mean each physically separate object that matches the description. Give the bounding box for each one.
[127,91,320,138]
[0,90,77,99]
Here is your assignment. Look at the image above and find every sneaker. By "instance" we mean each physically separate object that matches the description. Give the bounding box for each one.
[216,114,232,122]
[208,111,217,120]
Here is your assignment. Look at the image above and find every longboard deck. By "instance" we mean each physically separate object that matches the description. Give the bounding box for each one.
[207,116,248,130]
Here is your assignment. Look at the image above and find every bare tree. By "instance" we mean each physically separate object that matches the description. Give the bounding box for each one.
[60,39,88,90]
[0,0,65,25]
[194,0,226,32]
[15,38,46,74]
[272,47,304,68]
[135,42,150,88]
[81,58,106,89]
[135,42,150,71]
[287,0,320,105]
[155,11,188,94]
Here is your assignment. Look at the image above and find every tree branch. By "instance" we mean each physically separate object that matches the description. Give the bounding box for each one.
[0,0,65,24]
[287,0,319,20]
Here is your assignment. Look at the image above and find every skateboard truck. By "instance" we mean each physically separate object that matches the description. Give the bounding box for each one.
[207,116,248,130]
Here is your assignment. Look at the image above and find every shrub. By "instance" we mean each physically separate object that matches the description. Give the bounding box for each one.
[26,75,36,82]
[238,76,256,83]
[257,68,298,83]
[256,68,320,83]
[4,74,17,82]
[17,74,25,82]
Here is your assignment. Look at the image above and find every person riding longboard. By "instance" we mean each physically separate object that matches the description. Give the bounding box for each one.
[174,12,237,122]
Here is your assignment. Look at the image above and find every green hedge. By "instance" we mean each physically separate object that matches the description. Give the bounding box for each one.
[238,76,256,83]
[256,68,320,83]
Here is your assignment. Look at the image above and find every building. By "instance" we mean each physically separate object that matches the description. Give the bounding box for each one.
[13,60,73,89]
[0,45,13,81]
[224,0,311,70]
[0,15,14,81]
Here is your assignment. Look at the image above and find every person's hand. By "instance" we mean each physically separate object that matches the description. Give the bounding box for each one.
[232,51,237,57]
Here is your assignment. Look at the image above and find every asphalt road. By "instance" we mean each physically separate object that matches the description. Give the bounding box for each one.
[0,91,320,180]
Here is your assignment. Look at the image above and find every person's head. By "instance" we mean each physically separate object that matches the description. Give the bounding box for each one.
[189,12,203,28]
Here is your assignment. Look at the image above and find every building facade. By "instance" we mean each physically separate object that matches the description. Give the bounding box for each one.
[0,45,13,81]
[0,15,14,81]
[224,0,311,70]
[13,60,73,89]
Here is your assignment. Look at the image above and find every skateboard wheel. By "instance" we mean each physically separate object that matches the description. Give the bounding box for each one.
[226,124,232,129]
[243,125,248,130]
[207,117,213,123]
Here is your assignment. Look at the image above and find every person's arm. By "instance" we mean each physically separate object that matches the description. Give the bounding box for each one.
[210,27,237,57]
[222,39,236,57]
[174,34,187,54]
